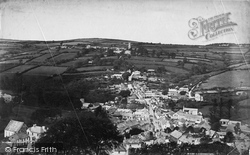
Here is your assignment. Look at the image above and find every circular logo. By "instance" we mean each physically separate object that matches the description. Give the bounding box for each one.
[5,147,12,153]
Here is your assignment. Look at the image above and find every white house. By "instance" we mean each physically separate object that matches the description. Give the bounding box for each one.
[172,111,203,123]
[124,50,131,55]
[183,107,198,115]
[220,119,241,127]
[4,120,25,137]
[194,93,204,101]
[26,124,47,142]
[108,145,127,155]
[0,91,14,103]
[111,74,123,79]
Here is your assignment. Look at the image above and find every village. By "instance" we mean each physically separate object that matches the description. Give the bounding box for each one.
[1,66,250,155]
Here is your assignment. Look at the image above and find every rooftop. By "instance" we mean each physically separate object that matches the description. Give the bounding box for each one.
[5,120,24,132]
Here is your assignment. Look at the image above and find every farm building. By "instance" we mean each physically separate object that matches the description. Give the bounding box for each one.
[4,120,27,137]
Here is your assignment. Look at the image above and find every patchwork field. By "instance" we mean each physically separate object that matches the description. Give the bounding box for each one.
[2,65,37,74]
[9,53,42,59]
[0,63,18,72]
[76,66,113,72]
[48,53,77,62]
[164,66,189,74]
[23,66,68,76]
[27,53,59,64]
[200,70,250,89]
[127,59,177,66]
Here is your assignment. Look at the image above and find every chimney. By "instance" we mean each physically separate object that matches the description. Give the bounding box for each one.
[42,126,47,132]
[33,124,36,127]
[80,98,85,104]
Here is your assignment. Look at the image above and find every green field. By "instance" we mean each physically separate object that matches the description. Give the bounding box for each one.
[127,59,177,66]
[59,49,81,53]
[2,65,36,74]
[23,66,68,76]
[27,53,59,64]
[164,66,189,74]
[76,66,113,72]
[0,63,18,72]
[9,53,42,59]
[200,70,250,89]
[49,53,77,62]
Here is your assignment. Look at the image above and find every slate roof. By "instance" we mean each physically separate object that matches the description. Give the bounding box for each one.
[170,130,183,140]
[5,120,24,132]
[29,126,46,134]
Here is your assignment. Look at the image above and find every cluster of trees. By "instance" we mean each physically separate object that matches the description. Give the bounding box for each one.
[209,98,240,131]
[0,97,13,119]
[113,58,133,71]
[129,141,239,155]
[36,107,123,155]
[191,62,208,75]
[31,108,62,125]
[66,79,116,104]
[0,74,117,110]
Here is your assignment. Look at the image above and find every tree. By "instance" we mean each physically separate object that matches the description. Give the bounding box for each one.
[129,128,144,136]
[211,122,221,132]
[107,49,114,56]
[179,91,187,95]
[38,111,123,155]
[0,97,12,118]
[183,57,188,63]
[119,90,131,98]
[223,131,235,143]
[185,126,194,133]
[200,135,212,144]
[168,100,176,111]
[162,89,169,95]
[226,99,233,119]
[234,122,241,135]
[31,108,62,125]
[156,52,161,58]
[122,72,131,81]
[156,66,166,74]
[152,50,156,57]
[164,127,172,133]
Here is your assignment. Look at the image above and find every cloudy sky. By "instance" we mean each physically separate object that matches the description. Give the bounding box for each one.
[0,0,249,45]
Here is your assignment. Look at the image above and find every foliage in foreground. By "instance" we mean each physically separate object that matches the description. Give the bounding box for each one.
[129,142,239,155]
[37,107,123,155]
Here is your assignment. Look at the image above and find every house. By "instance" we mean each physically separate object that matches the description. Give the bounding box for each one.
[26,124,47,142]
[178,134,200,145]
[183,107,198,115]
[217,132,227,139]
[108,145,127,155]
[133,108,149,121]
[170,130,183,142]
[0,90,14,103]
[124,136,142,150]
[172,111,203,123]
[147,69,155,74]
[179,87,189,93]
[111,74,123,79]
[81,103,93,109]
[220,119,241,127]
[194,93,204,101]
[8,132,30,146]
[168,89,179,97]
[4,120,26,137]
[124,50,131,55]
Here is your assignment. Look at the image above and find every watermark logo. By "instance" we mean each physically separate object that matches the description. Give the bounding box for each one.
[3,143,63,153]
[188,12,237,41]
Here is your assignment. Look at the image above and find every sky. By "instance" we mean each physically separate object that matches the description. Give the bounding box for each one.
[0,0,249,45]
